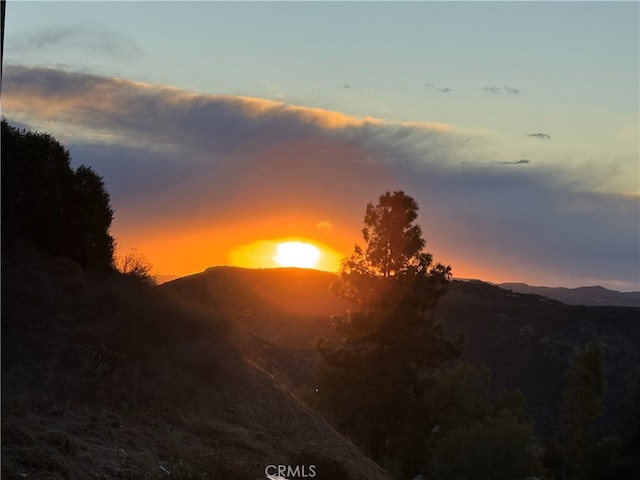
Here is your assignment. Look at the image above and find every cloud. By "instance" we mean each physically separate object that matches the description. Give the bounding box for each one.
[2,65,638,290]
[482,85,520,95]
[425,82,452,93]
[10,25,144,58]
[316,221,333,231]
[498,159,531,165]
[2,66,471,168]
[527,132,551,140]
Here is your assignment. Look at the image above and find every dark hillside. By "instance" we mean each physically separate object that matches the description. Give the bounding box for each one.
[439,280,640,437]
[162,267,348,390]
[1,255,391,480]
[166,266,346,320]
[164,268,640,438]
[163,266,346,348]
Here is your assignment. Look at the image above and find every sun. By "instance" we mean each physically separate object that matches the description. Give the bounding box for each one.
[273,241,321,269]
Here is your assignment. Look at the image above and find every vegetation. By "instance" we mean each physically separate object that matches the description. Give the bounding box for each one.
[541,344,640,480]
[315,192,461,468]
[314,191,541,478]
[617,372,640,457]
[330,191,453,310]
[561,342,607,478]
[428,406,537,480]
[115,248,155,284]
[1,119,115,271]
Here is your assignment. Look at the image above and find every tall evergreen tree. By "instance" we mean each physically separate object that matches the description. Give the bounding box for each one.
[316,191,464,468]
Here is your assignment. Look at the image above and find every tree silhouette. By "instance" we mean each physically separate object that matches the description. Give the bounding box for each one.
[428,409,537,480]
[2,119,115,270]
[618,371,640,456]
[561,341,606,478]
[69,165,115,270]
[316,191,465,470]
[423,364,538,480]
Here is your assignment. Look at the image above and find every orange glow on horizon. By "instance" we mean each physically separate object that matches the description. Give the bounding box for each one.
[115,221,529,287]
[111,210,356,278]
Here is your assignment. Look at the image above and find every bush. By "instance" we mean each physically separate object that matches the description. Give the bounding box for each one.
[115,248,155,284]
[429,409,538,480]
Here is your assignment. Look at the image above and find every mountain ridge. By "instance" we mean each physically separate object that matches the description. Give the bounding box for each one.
[498,282,640,307]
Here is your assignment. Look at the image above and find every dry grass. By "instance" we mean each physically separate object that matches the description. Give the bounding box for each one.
[2,254,391,480]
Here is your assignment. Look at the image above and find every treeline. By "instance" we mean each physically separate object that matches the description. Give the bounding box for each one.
[2,119,115,271]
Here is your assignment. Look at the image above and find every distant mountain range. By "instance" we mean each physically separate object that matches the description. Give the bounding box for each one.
[498,282,640,307]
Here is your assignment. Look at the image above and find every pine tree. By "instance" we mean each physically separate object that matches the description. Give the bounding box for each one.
[316,191,465,467]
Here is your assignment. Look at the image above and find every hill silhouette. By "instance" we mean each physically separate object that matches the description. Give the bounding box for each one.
[1,255,391,480]
[499,282,640,307]
[163,267,640,438]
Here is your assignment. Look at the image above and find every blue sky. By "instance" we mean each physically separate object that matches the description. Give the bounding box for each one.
[3,1,639,289]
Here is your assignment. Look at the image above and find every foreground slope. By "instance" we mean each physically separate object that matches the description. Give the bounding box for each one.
[1,255,391,480]
[164,267,640,438]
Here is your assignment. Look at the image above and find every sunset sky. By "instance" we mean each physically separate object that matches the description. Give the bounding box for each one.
[3,1,639,290]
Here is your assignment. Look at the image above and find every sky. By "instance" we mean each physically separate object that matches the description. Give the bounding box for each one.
[2,1,639,290]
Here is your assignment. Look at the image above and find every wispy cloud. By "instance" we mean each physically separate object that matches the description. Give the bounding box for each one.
[2,66,637,289]
[482,85,520,95]
[10,24,144,58]
[425,82,453,93]
[498,159,531,165]
[527,132,551,140]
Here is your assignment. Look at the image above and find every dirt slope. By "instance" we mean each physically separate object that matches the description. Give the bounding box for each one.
[1,257,391,480]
